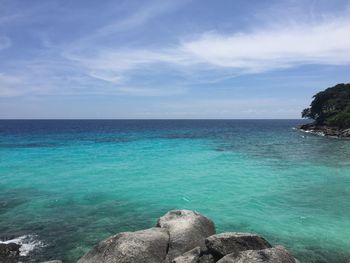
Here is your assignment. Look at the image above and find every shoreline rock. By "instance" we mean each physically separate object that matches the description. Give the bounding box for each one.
[205,233,272,260]
[157,210,216,261]
[0,243,21,263]
[77,227,170,263]
[216,246,298,263]
[1,210,298,263]
[299,123,350,138]
[77,209,299,263]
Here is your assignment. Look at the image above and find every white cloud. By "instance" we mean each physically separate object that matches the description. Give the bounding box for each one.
[63,49,191,85]
[65,15,350,85]
[181,17,350,72]
[3,2,350,99]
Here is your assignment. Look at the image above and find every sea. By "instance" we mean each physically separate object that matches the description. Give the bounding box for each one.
[0,120,349,263]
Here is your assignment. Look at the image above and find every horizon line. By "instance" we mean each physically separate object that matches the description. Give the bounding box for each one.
[0,118,306,121]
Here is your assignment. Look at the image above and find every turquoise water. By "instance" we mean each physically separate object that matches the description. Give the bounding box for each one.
[0,120,349,263]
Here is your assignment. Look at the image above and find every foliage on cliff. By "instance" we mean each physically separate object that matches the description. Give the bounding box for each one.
[302,83,350,128]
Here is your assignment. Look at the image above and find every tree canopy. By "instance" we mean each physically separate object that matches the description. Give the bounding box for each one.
[302,83,350,129]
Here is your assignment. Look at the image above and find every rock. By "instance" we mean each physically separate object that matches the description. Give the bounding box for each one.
[198,253,215,263]
[76,210,298,263]
[77,227,169,263]
[0,243,21,263]
[172,247,201,263]
[299,123,350,138]
[41,261,63,263]
[205,232,271,260]
[157,210,215,261]
[217,246,297,263]
[341,128,350,137]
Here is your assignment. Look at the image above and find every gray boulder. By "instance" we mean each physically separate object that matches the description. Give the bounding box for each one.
[77,227,169,263]
[41,261,63,263]
[198,253,215,263]
[157,210,215,261]
[172,247,201,263]
[205,232,271,260]
[0,243,21,263]
[157,210,216,261]
[217,246,297,263]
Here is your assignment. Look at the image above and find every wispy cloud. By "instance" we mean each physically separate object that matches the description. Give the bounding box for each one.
[0,73,34,97]
[65,14,350,87]
[181,17,350,72]
[157,98,303,119]
[2,0,350,100]
[117,86,186,97]
[96,0,189,36]
[64,49,191,84]
[67,0,190,47]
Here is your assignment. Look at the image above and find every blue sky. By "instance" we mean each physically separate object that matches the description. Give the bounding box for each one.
[1,0,350,119]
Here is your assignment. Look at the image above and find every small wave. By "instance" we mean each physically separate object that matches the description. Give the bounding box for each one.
[182,196,190,202]
[300,129,325,136]
[0,235,43,256]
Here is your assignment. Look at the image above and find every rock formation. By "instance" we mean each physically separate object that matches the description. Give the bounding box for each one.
[77,209,299,263]
[216,246,298,263]
[0,243,21,263]
[77,227,170,263]
[205,233,272,260]
[156,210,216,261]
[300,123,350,138]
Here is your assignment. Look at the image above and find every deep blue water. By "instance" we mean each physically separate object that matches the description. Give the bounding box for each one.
[0,120,349,263]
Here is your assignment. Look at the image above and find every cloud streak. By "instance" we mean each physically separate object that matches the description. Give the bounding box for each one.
[181,17,350,72]
[65,14,350,88]
[96,0,189,35]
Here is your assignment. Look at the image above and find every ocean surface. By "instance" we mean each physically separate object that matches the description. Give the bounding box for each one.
[0,120,349,263]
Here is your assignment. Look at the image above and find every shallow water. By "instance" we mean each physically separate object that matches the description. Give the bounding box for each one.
[0,120,349,263]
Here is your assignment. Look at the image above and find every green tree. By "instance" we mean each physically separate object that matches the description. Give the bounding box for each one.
[302,83,350,128]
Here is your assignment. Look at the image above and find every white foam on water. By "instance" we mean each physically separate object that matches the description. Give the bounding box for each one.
[0,235,44,256]
[300,129,326,136]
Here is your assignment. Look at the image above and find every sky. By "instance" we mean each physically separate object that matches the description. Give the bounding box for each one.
[1,0,350,119]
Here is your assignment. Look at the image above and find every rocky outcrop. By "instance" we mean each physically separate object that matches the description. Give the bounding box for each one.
[172,247,201,263]
[77,210,298,263]
[216,246,297,263]
[157,210,216,261]
[77,227,169,263]
[205,233,272,260]
[0,243,21,263]
[300,123,350,138]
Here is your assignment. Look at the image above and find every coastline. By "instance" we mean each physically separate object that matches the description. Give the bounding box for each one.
[299,123,350,138]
